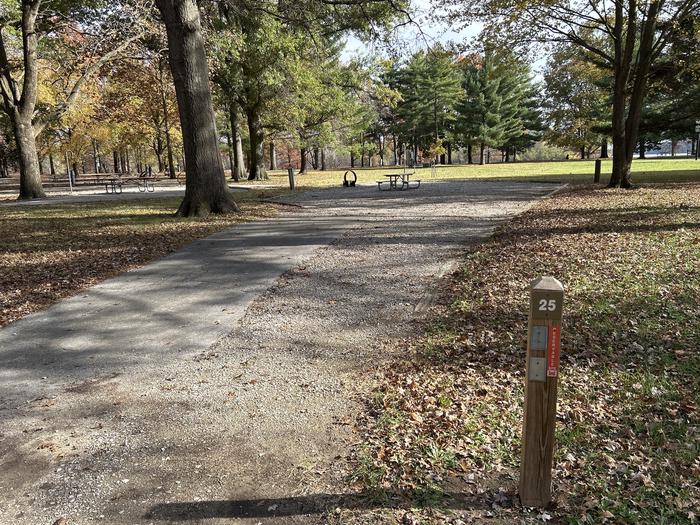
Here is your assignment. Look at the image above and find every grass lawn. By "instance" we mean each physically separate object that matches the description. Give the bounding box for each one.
[240,157,700,189]
[350,183,700,524]
[0,191,282,327]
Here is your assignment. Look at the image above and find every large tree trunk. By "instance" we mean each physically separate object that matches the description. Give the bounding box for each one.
[608,0,634,188]
[156,0,238,216]
[618,2,659,189]
[246,107,267,180]
[13,113,44,199]
[9,2,45,199]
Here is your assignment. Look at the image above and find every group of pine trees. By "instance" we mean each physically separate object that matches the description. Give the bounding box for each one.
[375,49,543,166]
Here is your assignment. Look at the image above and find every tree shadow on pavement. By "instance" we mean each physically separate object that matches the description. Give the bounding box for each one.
[146,490,490,521]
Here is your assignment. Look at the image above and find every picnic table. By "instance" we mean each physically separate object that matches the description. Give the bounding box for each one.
[104,178,122,194]
[376,171,421,191]
[103,176,156,194]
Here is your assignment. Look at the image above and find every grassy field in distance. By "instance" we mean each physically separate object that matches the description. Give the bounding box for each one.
[232,157,700,189]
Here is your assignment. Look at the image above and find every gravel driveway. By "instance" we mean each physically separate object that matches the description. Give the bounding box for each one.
[0,180,557,524]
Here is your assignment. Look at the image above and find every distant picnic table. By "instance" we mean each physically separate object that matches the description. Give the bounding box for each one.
[104,172,157,194]
[377,171,421,191]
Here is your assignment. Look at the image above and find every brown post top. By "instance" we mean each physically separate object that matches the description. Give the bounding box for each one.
[530,276,564,292]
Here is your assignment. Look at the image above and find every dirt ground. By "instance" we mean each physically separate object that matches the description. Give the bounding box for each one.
[0,181,556,524]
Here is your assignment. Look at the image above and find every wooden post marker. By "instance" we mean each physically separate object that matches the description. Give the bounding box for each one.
[594,159,601,183]
[520,276,564,507]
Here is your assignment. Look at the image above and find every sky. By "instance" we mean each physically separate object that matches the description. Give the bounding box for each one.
[340,0,550,78]
[341,0,483,62]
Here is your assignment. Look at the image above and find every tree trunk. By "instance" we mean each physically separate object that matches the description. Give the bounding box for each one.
[246,107,267,180]
[608,0,634,188]
[155,137,164,172]
[447,141,452,164]
[228,106,244,180]
[350,151,355,168]
[392,135,398,165]
[156,0,238,216]
[609,0,659,189]
[269,142,277,170]
[13,113,45,199]
[49,152,56,176]
[158,59,177,180]
[6,2,45,199]
[601,140,609,158]
[671,138,677,157]
[312,147,319,170]
[580,146,586,160]
[467,143,473,164]
[93,139,100,173]
[321,148,327,171]
[300,147,308,174]
[639,138,646,159]
[479,143,485,165]
[225,131,235,175]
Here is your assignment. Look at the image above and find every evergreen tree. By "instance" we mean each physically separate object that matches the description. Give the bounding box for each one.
[392,48,461,162]
[456,56,508,164]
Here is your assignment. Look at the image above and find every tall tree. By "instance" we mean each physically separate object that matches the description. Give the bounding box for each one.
[390,48,461,160]
[439,0,700,187]
[455,55,524,164]
[156,0,238,216]
[543,44,610,158]
[0,0,144,199]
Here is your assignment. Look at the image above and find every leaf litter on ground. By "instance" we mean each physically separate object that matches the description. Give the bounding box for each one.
[348,183,700,525]
[0,195,282,327]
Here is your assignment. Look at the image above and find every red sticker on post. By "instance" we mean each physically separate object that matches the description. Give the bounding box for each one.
[546,325,560,377]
